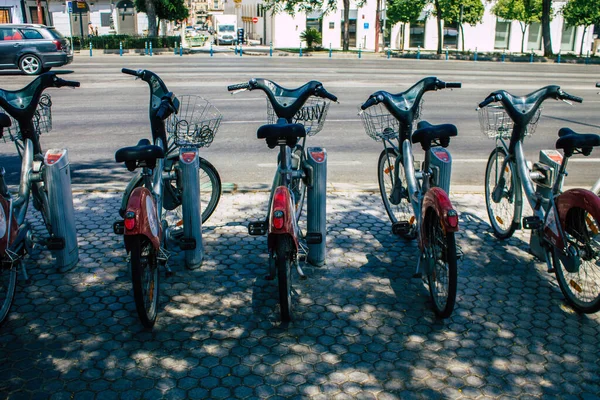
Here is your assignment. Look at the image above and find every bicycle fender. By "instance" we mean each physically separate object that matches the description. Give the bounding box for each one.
[268,186,298,251]
[421,187,459,235]
[123,187,161,252]
[0,197,18,257]
[547,189,600,249]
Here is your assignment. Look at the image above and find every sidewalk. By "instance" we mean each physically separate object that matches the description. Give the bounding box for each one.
[1,190,599,398]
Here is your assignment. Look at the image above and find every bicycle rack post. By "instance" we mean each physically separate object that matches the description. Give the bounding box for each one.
[43,149,78,271]
[306,147,327,266]
[179,147,203,269]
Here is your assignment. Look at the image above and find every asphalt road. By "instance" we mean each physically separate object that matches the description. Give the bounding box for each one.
[1,53,599,190]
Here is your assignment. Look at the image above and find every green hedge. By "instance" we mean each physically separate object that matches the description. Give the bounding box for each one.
[72,35,181,50]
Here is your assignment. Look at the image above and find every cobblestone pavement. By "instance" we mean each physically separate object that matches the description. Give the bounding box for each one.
[1,191,600,399]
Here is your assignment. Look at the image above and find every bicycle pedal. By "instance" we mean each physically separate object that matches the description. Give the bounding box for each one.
[248,221,268,236]
[305,232,322,244]
[179,237,196,250]
[46,237,65,250]
[392,221,411,235]
[522,216,542,230]
[113,220,125,235]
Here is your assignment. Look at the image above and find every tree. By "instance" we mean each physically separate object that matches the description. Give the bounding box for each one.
[541,0,552,56]
[262,0,356,51]
[492,0,543,53]
[562,0,600,56]
[300,28,322,49]
[437,0,484,52]
[386,0,427,51]
[135,0,189,37]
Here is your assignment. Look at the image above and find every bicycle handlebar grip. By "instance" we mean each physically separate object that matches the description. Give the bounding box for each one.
[478,96,496,109]
[227,82,250,91]
[596,82,600,88]
[56,78,80,88]
[446,82,462,88]
[361,97,378,110]
[321,89,337,102]
[122,68,140,77]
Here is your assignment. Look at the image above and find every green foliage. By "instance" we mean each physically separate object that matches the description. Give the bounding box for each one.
[437,0,484,26]
[386,0,427,26]
[562,0,600,29]
[134,0,189,22]
[300,28,322,49]
[492,0,543,26]
[75,35,181,50]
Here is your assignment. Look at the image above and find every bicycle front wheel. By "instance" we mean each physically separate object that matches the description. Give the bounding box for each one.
[485,147,520,239]
[130,235,159,328]
[0,261,17,327]
[553,208,600,313]
[425,211,457,318]
[275,237,294,322]
[291,145,306,221]
[377,148,416,239]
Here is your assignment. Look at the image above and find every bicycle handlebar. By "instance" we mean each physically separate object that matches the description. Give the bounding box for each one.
[227,82,250,91]
[558,90,583,103]
[442,82,462,89]
[478,95,498,109]
[360,95,380,110]
[122,68,140,77]
[54,77,80,88]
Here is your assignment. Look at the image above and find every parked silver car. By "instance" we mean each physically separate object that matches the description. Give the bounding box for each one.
[0,24,73,75]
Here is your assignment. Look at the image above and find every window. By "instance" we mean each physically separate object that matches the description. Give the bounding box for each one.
[0,8,11,24]
[101,12,111,27]
[494,19,511,49]
[560,23,575,52]
[329,22,334,29]
[0,27,21,40]
[527,22,542,51]
[409,21,425,48]
[443,21,458,49]
[21,29,43,39]
[29,6,47,25]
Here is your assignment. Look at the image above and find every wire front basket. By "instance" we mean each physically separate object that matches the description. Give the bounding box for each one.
[168,95,222,148]
[478,105,541,139]
[360,103,400,141]
[266,96,331,136]
[1,94,52,142]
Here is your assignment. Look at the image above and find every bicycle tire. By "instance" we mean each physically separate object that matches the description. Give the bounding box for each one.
[425,210,457,318]
[130,235,159,328]
[164,155,222,224]
[553,207,600,313]
[485,147,520,239]
[0,261,17,327]
[275,237,293,322]
[377,147,416,239]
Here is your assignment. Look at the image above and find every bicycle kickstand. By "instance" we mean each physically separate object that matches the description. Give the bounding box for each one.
[158,247,173,277]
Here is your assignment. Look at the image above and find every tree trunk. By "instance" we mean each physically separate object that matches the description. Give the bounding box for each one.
[146,0,157,37]
[541,0,553,56]
[343,0,350,51]
[460,24,464,52]
[520,23,526,54]
[375,0,381,52]
[400,23,405,51]
[435,0,442,54]
[580,25,588,56]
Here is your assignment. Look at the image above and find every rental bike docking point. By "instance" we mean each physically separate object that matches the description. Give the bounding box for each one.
[0,72,80,326]
[113,68,222,329]
[478,85,600,313]
[228,78,337,322]
[360,77,461,318]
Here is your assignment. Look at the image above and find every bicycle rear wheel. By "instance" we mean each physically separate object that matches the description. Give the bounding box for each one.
[130,235,159,328]
[485,147,520,239]
[553,208,600,313]
[275,237,294,322]
[377,148,416,239]
[424,211,457,318]
[0,261,17,327]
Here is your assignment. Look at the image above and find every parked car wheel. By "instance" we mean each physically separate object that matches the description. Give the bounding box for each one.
[19,54,43,75]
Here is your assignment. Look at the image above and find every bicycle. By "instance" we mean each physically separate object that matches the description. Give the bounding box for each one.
[228,78,337,322]
[478,85,600,313]
[0,72,80,327]
[113,68,221,328]
[360,77,461,318]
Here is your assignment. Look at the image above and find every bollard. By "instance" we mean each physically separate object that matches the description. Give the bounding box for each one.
[557,51,561,64]
[474,47,478,62]
[586,50,590,64]
[445,46,448,61]
[329,43,332,58]
[299,43,302,57]
[239,43,242,57]
[210,42,213,57]
[387,47,391,59]
[180,43,183,56]
[306,147,327,266]
[358,44,361,59]
[120,41,123,57]
[502,49,505,62]
[530,49,534,63]
[149,41,153,56]
[234,42,238,55]
[269,41,272,57]
[145,41,148,55]
[174,42,177,55]
[417,46,420,60]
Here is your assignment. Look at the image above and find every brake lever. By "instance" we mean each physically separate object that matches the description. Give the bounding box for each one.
[561,99,573,106]
[230,88,248,95]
